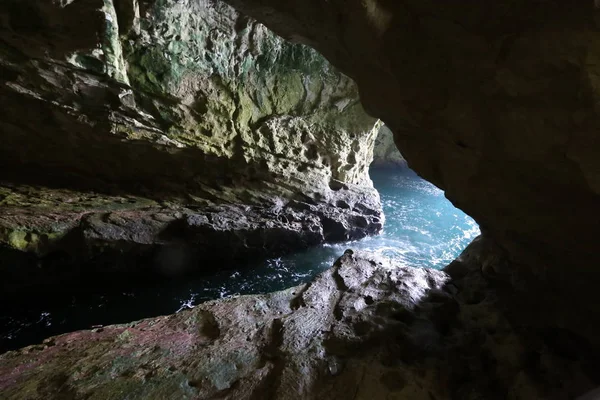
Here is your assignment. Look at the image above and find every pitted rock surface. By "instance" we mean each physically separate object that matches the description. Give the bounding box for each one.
[0,0,383,290]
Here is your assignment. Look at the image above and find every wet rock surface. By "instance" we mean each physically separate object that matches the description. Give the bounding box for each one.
[2,243,598,399]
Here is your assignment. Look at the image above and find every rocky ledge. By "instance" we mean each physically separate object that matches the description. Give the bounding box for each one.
[0,181,382,300]
[1,239,598,399]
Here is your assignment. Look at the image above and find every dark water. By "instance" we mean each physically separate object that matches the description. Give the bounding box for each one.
[0,167,479,352]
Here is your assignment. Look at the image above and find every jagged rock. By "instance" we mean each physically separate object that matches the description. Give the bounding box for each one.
[3,1,600,398]
[372,125,406,167]
[1,246,598,399]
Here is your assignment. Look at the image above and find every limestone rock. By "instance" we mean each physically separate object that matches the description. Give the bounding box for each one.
[220,0,600,268]
[372,125,406,167]
[0,0,378,200]
[0,182,382,299]
[0,0,383,282]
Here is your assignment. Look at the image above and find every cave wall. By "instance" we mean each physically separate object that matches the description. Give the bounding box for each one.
[0,0,379,203]
[2,2,600,395]
[220,0,600,281]
[2,0,597,298]
[0,0,386,293]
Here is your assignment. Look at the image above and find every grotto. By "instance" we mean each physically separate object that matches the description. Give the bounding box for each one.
[0,1,599,399]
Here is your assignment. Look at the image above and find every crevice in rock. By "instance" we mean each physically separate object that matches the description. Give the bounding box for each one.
[332,258,350,292]
[252,318,286,400]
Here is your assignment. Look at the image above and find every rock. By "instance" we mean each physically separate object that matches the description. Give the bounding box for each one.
[2,1,600,397]
[1,248,597,399]
[372,125,406,168]
[0,0,379,203]
[578,387,600,400]
[0,0,384,291]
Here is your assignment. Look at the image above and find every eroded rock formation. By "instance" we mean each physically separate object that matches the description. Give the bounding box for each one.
[2,1,600,398]
[0,0,383,292]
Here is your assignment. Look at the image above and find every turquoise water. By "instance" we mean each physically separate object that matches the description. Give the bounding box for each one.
[175,167,480,304]
[0,167,479,351]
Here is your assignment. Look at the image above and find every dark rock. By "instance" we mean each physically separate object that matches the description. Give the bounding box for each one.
[0,189,382,299]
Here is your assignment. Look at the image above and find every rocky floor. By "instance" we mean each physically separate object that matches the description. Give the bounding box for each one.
[1,237,598,399]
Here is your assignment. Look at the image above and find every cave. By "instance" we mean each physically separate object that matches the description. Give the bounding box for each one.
[1,1,600,399]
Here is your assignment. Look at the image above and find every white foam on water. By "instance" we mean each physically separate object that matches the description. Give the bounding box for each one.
[176,294,197,313]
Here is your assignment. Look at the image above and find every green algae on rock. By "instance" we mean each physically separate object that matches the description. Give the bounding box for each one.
[121,0,379,194]
[0,0,378,199]
[0,0,379,200]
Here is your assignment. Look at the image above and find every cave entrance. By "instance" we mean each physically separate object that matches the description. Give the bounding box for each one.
[152,161,479,302]
[361,124,481,266]
[366,166,480,267]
